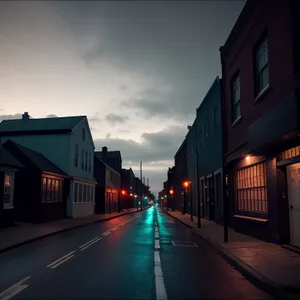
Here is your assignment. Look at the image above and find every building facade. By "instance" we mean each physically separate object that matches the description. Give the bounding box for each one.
[0,144,24,227]
[174,139,187,212]
[0,113,97,218]
[220,0,300,245]
[195,76,223,223]
[3,140,68,223]
[94,155,121,214]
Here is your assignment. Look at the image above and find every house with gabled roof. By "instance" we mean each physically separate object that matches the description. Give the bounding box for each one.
[0,144,24,227]
[0,112,97,218]
[3,140,68,223]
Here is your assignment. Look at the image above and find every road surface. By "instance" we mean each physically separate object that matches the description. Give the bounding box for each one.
[0,206,271,299]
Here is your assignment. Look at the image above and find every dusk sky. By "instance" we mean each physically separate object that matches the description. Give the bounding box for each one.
[0,0,245,194]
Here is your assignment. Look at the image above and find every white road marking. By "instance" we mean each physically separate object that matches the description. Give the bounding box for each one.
[154,251,161,265]
[155,226,158,232]
[102,231,111,236]
[111,226,120,231]
[78,236,100,249]
[50,255,74,269]
[46,251,76,268]
[155,231,159,239]
[155,277,168,300]
[155,239,160,249]
[155,265,163,277]
[0,276,31,300]
[80,237,102,251]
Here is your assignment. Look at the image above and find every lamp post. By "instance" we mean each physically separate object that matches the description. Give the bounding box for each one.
[169,188,174,211]
[182,181,192,221]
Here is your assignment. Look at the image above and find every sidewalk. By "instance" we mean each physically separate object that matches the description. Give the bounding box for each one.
[0,208,139,253]
[165,209,300,300]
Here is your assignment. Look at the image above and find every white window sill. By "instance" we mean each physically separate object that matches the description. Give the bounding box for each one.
[254,84,271,104]
[4,205,14,210]
[232,115,242,127]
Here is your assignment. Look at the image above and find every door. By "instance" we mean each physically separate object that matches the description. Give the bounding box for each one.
[208,177,215,221]
[287,163,300,247]
[215,173,222,220]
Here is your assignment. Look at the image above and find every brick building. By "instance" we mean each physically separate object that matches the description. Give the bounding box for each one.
[220,0,300,246]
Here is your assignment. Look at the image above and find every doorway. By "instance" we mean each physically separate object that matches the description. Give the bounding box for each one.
[287,162,300,247]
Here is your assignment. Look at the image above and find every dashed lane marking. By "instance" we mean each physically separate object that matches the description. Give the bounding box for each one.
[0,276,31,300]
[46,251,76,268]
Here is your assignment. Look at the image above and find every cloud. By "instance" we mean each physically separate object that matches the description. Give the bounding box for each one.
[105,113,129,126]
[0,113,22,122]
[46,114,58,118]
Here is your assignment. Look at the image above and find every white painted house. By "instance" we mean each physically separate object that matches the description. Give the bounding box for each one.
[0,112,97,218]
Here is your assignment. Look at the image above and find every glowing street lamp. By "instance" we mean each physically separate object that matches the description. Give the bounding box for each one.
[130,193,133,197]
[182,181,191,189]
[121,190,126,196]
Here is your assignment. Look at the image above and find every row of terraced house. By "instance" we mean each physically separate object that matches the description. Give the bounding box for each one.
[0,112,151,227]
[160,0,300,249]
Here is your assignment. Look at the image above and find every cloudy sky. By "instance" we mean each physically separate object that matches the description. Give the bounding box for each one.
[0,0,245,194]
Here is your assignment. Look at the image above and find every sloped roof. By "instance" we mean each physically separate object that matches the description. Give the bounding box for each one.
[2,140,67,176]
[95,150,122,171]
[0,116,86,133]
[0,145,24,169]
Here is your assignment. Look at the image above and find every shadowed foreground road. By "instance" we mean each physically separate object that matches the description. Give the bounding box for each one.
[0,207,271,300]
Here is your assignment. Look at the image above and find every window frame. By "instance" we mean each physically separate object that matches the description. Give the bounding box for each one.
[254,35,269,97]
[82,128,86,141]
[3,172,14,209]
[236,162,268,217]
[231,73,241,122]
[75,144,79,167]
[81,150,84,170]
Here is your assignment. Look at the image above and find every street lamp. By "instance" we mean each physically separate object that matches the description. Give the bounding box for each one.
[182,180,193,221]
[169,188,174,211]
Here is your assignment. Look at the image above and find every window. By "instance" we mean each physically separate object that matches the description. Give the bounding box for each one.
[91,186,94,203]
[75,145,79,167]
[83,185,87,202]
[42,177,63,203]
[74,183,78,202]
[88,153,91,173]
[236,162,268,215]
[255,37,269,96]
[42,177,47,203]
[280,145,300,161]
[81,150,84,170]
[232,75,241,121]
[3,173,14,208]
[79,184,83,202]
[213,106,218,128]
[82,128,86,141]
[85,152,88,171]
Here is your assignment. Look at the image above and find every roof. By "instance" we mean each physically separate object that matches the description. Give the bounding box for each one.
[94,155,120,175]
[0,145,24,169]
[2,140,67,176]
[0,116,86,134]
[95,150,122,172]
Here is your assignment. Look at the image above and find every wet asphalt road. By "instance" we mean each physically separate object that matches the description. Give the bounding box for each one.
[0,206,271,300]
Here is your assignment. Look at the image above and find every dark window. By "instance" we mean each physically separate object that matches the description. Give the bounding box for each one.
[82,128,86,141]
[75,145,78,167]
[255,37,269,96]
[85,152,88,171]
[88,153,91,172]
[232,74,241,122]
[81,150,84,170]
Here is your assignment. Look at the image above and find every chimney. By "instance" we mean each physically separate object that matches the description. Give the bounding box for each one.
[102,146,108,156]
[22,112,30,120]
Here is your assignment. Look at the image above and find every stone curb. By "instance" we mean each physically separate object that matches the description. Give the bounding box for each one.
[165,210,299,300]
[0,209,143,254]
